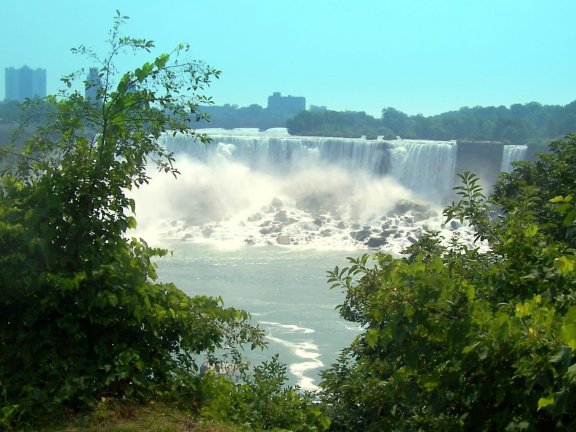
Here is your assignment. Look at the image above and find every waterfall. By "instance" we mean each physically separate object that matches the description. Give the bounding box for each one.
[162,130,393,175]
[161,128,458,204]
[389,140,457,203]
[501,145,527,172]
[132,128,488,251]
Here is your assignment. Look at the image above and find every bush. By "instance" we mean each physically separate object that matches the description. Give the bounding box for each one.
[0,13,264,426]
[320,137,576,431]
[199,355,330,431]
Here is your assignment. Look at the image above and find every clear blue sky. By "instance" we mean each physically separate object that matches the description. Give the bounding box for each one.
[1,0,575,116]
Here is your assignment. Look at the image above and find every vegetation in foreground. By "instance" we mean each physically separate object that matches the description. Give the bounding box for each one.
[0,13,327,432]
[321,135,576,430]
[25,400,225,432]
[1,11,575,432]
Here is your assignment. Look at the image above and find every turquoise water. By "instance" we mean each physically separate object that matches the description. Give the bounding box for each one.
[155,242,362,390]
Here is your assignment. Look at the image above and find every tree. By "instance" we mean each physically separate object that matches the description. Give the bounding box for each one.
[320,136,576,430]
[493,134,576,245]
[0,12,265,425]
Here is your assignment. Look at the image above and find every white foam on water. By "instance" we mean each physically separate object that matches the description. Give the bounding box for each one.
[129,156,481,255]
[128,130,490,255]
[259,321,316,334]
[265,335,323,391]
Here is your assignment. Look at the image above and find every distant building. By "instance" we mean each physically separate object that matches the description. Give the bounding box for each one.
[267,92,306,117]
[5,66,46,102]
[310,104,328,112]
[198,92,308,129]
[85,67,102,104]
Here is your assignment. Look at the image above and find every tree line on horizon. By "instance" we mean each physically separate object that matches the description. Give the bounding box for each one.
[3,96,575,145]
[286,101,576,144]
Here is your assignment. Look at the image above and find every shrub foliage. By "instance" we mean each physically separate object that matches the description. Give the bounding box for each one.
[320,135,576,431]
[0,12,266,426]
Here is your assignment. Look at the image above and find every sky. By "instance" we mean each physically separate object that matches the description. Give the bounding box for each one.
[1,0,575,117]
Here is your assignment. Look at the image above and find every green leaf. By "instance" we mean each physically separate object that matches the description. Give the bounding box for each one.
[554,255,575,274]
[560,307,576,349]
[419,372,440,392]
[134,67,145,82]
[549,195,569,203]
[566,363,576,384]
[537,395,554,410]
[462,342,480,355]
[550,346,572,372]
[126,216,137,229]
[365,328,379,348]
[154,53,169,69]
[523,224,538,238]
[465,284,476,301]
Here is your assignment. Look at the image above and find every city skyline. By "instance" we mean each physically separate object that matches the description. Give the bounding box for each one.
[1,1,575,116]
[3,64,309,113]
[4,65,46,102]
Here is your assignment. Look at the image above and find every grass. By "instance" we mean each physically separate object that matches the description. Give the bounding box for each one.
[19,400,240,432]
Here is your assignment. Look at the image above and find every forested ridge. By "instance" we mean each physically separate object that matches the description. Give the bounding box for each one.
[1,15,576,431]
[287,101,576,144]
[4,90,575,145]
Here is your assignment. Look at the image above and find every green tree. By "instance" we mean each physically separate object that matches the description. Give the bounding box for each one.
[199,355,330,431]
[0,12,266,425]
[286,100,576,143]
[320,137,576,430]
[493,134,576,245]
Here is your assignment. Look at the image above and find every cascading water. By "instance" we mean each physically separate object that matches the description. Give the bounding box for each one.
[389,139,457,203]
[131,128,470,252]
[501,145,527,172]
[160,128,458,202]
[134,128,531,253]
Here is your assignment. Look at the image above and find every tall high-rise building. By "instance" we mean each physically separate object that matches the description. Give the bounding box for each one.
[85,67,102,103]
[5,66,46,102]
